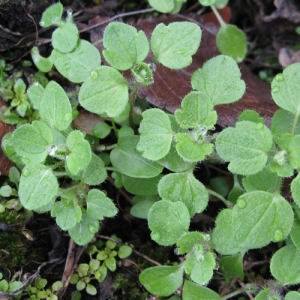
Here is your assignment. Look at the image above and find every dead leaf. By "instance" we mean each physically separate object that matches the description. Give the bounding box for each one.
[259,0,300,23]
[0,97,14,176]
[87,8,275,128]
[279,47,300,67]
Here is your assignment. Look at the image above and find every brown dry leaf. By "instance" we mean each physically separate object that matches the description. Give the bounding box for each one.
[279,47,300,67]
[0,97,15,176]
[87,8,275,127]
[259,0,300,23]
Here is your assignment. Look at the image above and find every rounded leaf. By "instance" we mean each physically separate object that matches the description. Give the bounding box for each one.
[79,66,128,118]
[19,164,58,210]
[148,200,190,246]
[52,39,101,83]
[52,22,78,53]
[270,244,300,285]
[139,265,184,297]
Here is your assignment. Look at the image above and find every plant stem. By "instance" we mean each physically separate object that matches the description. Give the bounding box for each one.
[207,188,233,208]
[210,5,226,28]
[94,144,117,151]
[221,288,245,300]
[110,119,118,137]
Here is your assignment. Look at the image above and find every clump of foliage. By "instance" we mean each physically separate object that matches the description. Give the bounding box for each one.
[1,1,300,299]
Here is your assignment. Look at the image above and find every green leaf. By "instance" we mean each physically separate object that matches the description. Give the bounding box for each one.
[219,253,244,283]
[148,200,190,246]
[285,291,300,300]
[199,0,216,5]
[157,143,193,172]
[66,130,92,175]
[292,175,300,208]
[52,39,101,83]
[40,81,72,131]
[189,251,215,285]
[103,22,149,70]
[216,121,273,175]
[118,245,132,259]
[212,191,294,255]
[216,25,247,63]
[68,211,99,245]
[175,132,213,162]
[122,174,162,195]
[130,196,157,219]
[139,265,184,297]
[213,0,228,9]
[289,135,300,168]
[238,109,264,124]
[31,47,53,73]
[81,154,107,185]
[191,55,246,105]
[110,136,163,178]
[271,64,300,115]
[40,3,63,28]
[148,0,175,13]
[51,200,82,230]
[176,232,205,254]
[0,280,8,292]
[290,219,300,249]
[182,280,221,300]
[86,284,97,295]
[242,167,278,192]
[27,82,44,110]
[137,108,173,160]
[12,121,53,164]
[175,92,217,129]
[270,244,300,285]
[86,189,117,220]
[105,256,116,271]
[52,22,78,53]
[79,66,128,118]
[271,109,300,144]
[151,22,201,69]
[158,172,209,216]
[19,163,59,210]
[92,122,111,139]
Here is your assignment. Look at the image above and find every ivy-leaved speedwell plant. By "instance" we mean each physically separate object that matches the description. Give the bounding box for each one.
[2,2,300,299]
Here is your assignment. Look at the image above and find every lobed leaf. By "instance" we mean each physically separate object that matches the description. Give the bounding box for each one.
[151,22,201,69]
[137,108,173,160]
[148,200,190,246]
[216,121,273,175]
[66,130,92,175]
[86,189,117,220]
[79,66,128,118]
[174,92,217,129]
[158,172,209,216]
[103,22,149,70]
[191,55,246,106]
[175,133,213,162]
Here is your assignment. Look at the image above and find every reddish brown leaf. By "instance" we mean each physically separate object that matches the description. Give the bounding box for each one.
[88,10,275,127]
[0,97,15,176]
